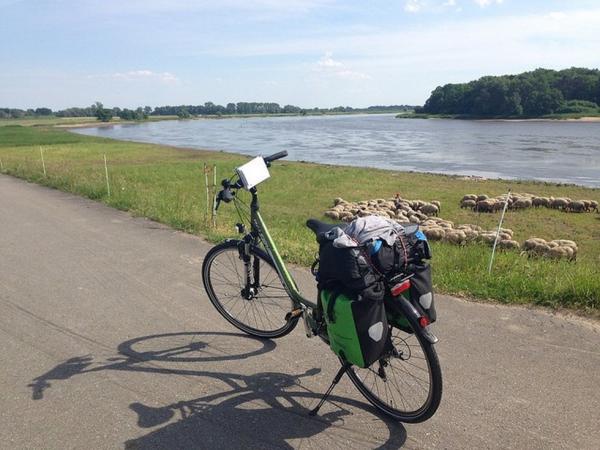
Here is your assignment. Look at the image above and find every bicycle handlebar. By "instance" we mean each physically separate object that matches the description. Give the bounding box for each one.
[215,151,287,210]
[263,150,288,165]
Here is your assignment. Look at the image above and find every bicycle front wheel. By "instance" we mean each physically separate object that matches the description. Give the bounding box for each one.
[202,241,298,338]
[346,315,442,423]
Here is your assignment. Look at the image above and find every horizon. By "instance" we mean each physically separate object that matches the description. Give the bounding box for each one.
[1,0,599,110]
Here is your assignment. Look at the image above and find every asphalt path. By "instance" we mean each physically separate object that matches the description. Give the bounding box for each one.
[1,174,599,449]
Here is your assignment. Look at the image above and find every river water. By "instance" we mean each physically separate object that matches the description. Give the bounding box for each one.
[73,114,600,188]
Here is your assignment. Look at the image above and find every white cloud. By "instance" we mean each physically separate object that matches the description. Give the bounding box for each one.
[314,52,371,80]
[473,0,503,7]
[404,0,460,14]
[317,52,344,68]
[404,0,424,13]
[202,6,600,104]
[90,0,335,20]
[100,70,179,84]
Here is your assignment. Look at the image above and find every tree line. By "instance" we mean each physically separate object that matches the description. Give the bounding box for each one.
[1,101,414,122]
[418,67,600,117]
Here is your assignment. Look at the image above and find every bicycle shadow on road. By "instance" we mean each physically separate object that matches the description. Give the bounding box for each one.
[29,331,407,449]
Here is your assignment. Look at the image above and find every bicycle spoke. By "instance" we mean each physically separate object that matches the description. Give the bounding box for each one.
[205,245,294,335]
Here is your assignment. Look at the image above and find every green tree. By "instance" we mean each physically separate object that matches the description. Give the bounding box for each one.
[177,108,191,119]
[94,102,112,122]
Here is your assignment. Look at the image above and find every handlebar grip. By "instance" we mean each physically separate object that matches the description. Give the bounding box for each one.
[263,151,288,164]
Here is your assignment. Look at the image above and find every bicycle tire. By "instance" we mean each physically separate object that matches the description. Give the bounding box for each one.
[345,312,442,423]
[202,241,299,339]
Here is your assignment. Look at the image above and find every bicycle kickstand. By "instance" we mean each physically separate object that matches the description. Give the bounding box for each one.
[309,361,351,416]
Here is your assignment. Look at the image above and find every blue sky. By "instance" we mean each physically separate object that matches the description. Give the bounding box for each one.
[1,0,599,109]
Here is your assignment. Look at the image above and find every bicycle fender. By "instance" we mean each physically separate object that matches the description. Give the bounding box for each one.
[395,295,439,345]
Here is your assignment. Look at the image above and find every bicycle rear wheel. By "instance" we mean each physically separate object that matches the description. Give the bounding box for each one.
[202,241,298,338]
[346,314,442,423]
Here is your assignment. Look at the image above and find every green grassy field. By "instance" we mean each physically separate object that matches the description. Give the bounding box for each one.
[1,125,598,314]
[0,115,179,128]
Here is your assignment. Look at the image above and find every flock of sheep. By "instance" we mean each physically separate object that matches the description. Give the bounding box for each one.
[460,192,598,213]
[323,195,579,261]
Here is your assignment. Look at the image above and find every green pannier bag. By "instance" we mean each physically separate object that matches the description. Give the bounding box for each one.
[321,289,390,368]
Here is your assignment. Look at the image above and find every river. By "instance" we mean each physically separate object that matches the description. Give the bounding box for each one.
[73,114,600,188]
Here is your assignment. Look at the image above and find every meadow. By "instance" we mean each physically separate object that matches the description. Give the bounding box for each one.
[1,123,598,314]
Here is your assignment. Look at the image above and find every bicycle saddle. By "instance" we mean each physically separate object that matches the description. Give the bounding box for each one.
[306,219,347,243]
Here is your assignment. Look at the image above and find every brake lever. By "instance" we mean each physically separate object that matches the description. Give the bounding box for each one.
[215,187,235,210]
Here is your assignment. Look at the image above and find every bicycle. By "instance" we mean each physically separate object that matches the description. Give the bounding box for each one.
[201,151,442,423]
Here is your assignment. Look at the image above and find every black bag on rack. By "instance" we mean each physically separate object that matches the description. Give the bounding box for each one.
[317,241,385,301]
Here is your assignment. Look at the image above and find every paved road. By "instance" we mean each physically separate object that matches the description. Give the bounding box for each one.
[1,174,599,450]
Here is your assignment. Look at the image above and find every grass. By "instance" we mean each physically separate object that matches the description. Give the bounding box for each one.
[1,125,599,314]
[0,115,179,128]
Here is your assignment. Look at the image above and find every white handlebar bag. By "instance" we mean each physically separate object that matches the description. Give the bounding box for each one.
[236,156,270,189]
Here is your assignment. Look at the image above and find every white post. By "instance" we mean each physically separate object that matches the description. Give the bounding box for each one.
[40,147,47,177]
[0,157,4,171]
[204,163,209,221]
[488,189,511,275]
[212,164,217,227]
[103,154,111,197]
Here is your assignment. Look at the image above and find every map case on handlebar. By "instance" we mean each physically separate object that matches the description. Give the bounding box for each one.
[236,156,271,189]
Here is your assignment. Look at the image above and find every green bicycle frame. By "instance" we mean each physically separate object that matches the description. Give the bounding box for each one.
[246,187,317,310]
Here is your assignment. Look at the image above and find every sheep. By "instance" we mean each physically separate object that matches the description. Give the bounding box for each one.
[431,200,441,212]
[462,194,478,202]
[532,197,551,208]
[420,203,439,216]
[551,198,569,210]
[444,230,467,245]
[460,199,477,209]
[511,198,533,210]
[522,237,577,261]
[476,194,489,202]
[591,200,598,212]
[422,227,445,241]
[488,200,505,212]
[523,237,547,250]
[325,196,580,260]
[547,247,568,259]
[498,239,520,250]
[324,210,340,220]
[438,220,454,228]
[462,229,480,241]
[474,199,497,213]
[477,233,497,244]
[566,200,585,213]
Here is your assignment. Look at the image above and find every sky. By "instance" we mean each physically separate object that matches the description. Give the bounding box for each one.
[1,0,599,109]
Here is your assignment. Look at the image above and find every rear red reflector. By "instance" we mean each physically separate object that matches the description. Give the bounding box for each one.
[391,280,411,296]
[419,316,430,328]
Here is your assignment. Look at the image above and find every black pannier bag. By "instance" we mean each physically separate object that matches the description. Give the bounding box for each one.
[317,241,385,301]
[316,221,436,342]
[368,225,431,275]
[368,226,436,324]
[408,262,436,322]
[320,289,390,368]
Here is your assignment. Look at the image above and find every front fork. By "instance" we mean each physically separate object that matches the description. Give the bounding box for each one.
[239,237,260,299]
[237,237,319,337]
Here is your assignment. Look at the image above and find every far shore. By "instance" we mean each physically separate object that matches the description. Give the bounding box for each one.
[2,111,403,130]
[480,116,600,123]
[399,115,600,122]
